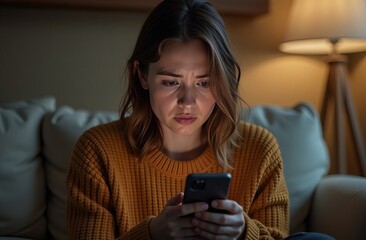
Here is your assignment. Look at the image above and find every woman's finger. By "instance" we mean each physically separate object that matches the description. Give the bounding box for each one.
[194,210,244,227]
[191,200,245,238]
[168,215,197,228]
[193,218,243,236]
[211,199,243,214]
[165,192,184,206]
[171,202,209,217]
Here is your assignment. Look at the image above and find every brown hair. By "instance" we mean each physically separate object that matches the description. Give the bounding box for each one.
[120,0,242,170]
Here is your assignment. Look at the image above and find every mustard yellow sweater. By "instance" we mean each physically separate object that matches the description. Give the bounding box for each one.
[67,120,289,239]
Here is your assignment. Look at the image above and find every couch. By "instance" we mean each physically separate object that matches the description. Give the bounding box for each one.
[0,97,365,240]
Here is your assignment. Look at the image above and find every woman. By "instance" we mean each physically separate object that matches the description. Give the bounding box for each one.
[67,0,334,239]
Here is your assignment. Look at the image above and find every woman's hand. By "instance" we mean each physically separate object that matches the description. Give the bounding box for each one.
[192,199,245,240]
[149,192,209,240]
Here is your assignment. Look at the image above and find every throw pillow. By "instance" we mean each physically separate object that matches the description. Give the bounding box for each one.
[0,97,56,239]
[244,103,330,233]
[42,106,118,240]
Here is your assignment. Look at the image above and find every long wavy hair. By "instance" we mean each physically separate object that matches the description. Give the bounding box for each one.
[120,0,242,170]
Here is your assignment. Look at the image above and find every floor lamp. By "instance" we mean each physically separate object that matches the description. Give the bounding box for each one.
[279,0,366,176]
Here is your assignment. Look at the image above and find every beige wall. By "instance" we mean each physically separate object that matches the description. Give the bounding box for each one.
[0,7,148,111]
[1,0,365,174]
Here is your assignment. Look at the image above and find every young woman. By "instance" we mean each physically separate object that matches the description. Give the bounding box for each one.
[67,0,334,239]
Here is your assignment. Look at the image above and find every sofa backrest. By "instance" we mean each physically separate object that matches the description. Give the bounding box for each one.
[0,98,329,239]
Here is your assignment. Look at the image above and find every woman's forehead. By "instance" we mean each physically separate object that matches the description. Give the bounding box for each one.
[151,40,209,74]
[161,38,206,52]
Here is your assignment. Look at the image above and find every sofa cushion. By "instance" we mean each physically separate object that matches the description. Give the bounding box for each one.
[42,106,118,240]
[244,103,330,233]
[309,175,366,240]
[0,97,56,239]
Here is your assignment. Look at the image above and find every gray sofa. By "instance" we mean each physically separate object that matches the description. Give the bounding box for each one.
[0,97,365,240]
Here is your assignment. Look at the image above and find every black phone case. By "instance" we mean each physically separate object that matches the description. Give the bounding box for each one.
[183,173,231,213]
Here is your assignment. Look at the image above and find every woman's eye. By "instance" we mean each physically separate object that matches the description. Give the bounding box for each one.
[197,81,209,88]
[162,80,179,87]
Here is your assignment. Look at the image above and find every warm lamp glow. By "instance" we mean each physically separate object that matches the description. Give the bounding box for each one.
[279,0,366,54]
[279,0,366,175]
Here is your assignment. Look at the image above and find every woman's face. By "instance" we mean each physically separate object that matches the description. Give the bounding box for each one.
[139,39,216,138]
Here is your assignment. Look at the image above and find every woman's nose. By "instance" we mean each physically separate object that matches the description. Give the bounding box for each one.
[177,86,196,107]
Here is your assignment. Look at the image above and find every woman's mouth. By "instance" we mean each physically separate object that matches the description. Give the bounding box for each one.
[174,115,197,125]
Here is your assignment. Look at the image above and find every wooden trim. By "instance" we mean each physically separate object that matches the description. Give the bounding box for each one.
[0,0,268,16]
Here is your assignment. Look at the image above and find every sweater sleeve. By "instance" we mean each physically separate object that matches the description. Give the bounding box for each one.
[66,131,152,240]
[241,127,290,240]
[118,216,154,240]
[243,168,289,240]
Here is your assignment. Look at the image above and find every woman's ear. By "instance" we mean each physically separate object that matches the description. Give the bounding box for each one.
[134,61,149,90]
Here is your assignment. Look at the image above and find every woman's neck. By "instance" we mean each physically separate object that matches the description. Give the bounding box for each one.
[162,131,208,161]
[162,141,208,161]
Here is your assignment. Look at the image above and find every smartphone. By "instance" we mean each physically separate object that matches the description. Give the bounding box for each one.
[183,173,231,213]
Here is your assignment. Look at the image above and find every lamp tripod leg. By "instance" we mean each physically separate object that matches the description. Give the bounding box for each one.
[334,63,346,173]
[340,68,366,176]
[322,56,366,176]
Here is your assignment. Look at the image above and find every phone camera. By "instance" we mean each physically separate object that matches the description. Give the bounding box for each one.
[191,179,205,191]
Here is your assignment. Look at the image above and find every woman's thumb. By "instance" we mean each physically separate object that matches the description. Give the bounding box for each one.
[166,192,184,206]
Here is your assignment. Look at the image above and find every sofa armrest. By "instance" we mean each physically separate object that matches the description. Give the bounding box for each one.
[308,175,366,240]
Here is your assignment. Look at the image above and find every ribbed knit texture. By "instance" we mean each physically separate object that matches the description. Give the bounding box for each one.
[67,120,289,239]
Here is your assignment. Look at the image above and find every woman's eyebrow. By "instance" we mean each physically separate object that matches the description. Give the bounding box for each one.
[196,73,209,78]
[157,70,209,78]
[157,71,181,77]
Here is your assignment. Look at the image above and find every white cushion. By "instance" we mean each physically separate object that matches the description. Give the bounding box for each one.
[42,106,118,240]
[0,97,56,239]
[244,103,330,233]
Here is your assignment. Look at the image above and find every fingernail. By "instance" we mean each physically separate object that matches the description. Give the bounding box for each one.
[200,203,208,209]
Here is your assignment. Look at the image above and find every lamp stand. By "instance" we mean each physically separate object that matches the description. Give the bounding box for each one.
[321,54,366,175]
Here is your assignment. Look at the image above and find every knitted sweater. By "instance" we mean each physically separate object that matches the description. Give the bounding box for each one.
[67,120,289,239]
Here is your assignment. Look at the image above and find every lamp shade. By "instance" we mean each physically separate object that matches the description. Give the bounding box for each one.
[280,0,366,54]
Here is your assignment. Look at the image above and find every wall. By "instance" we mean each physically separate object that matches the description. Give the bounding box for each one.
[0,6,147,111]
[1,0,365,175]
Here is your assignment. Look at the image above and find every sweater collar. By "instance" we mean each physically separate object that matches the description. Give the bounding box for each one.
[143,147,216,178]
